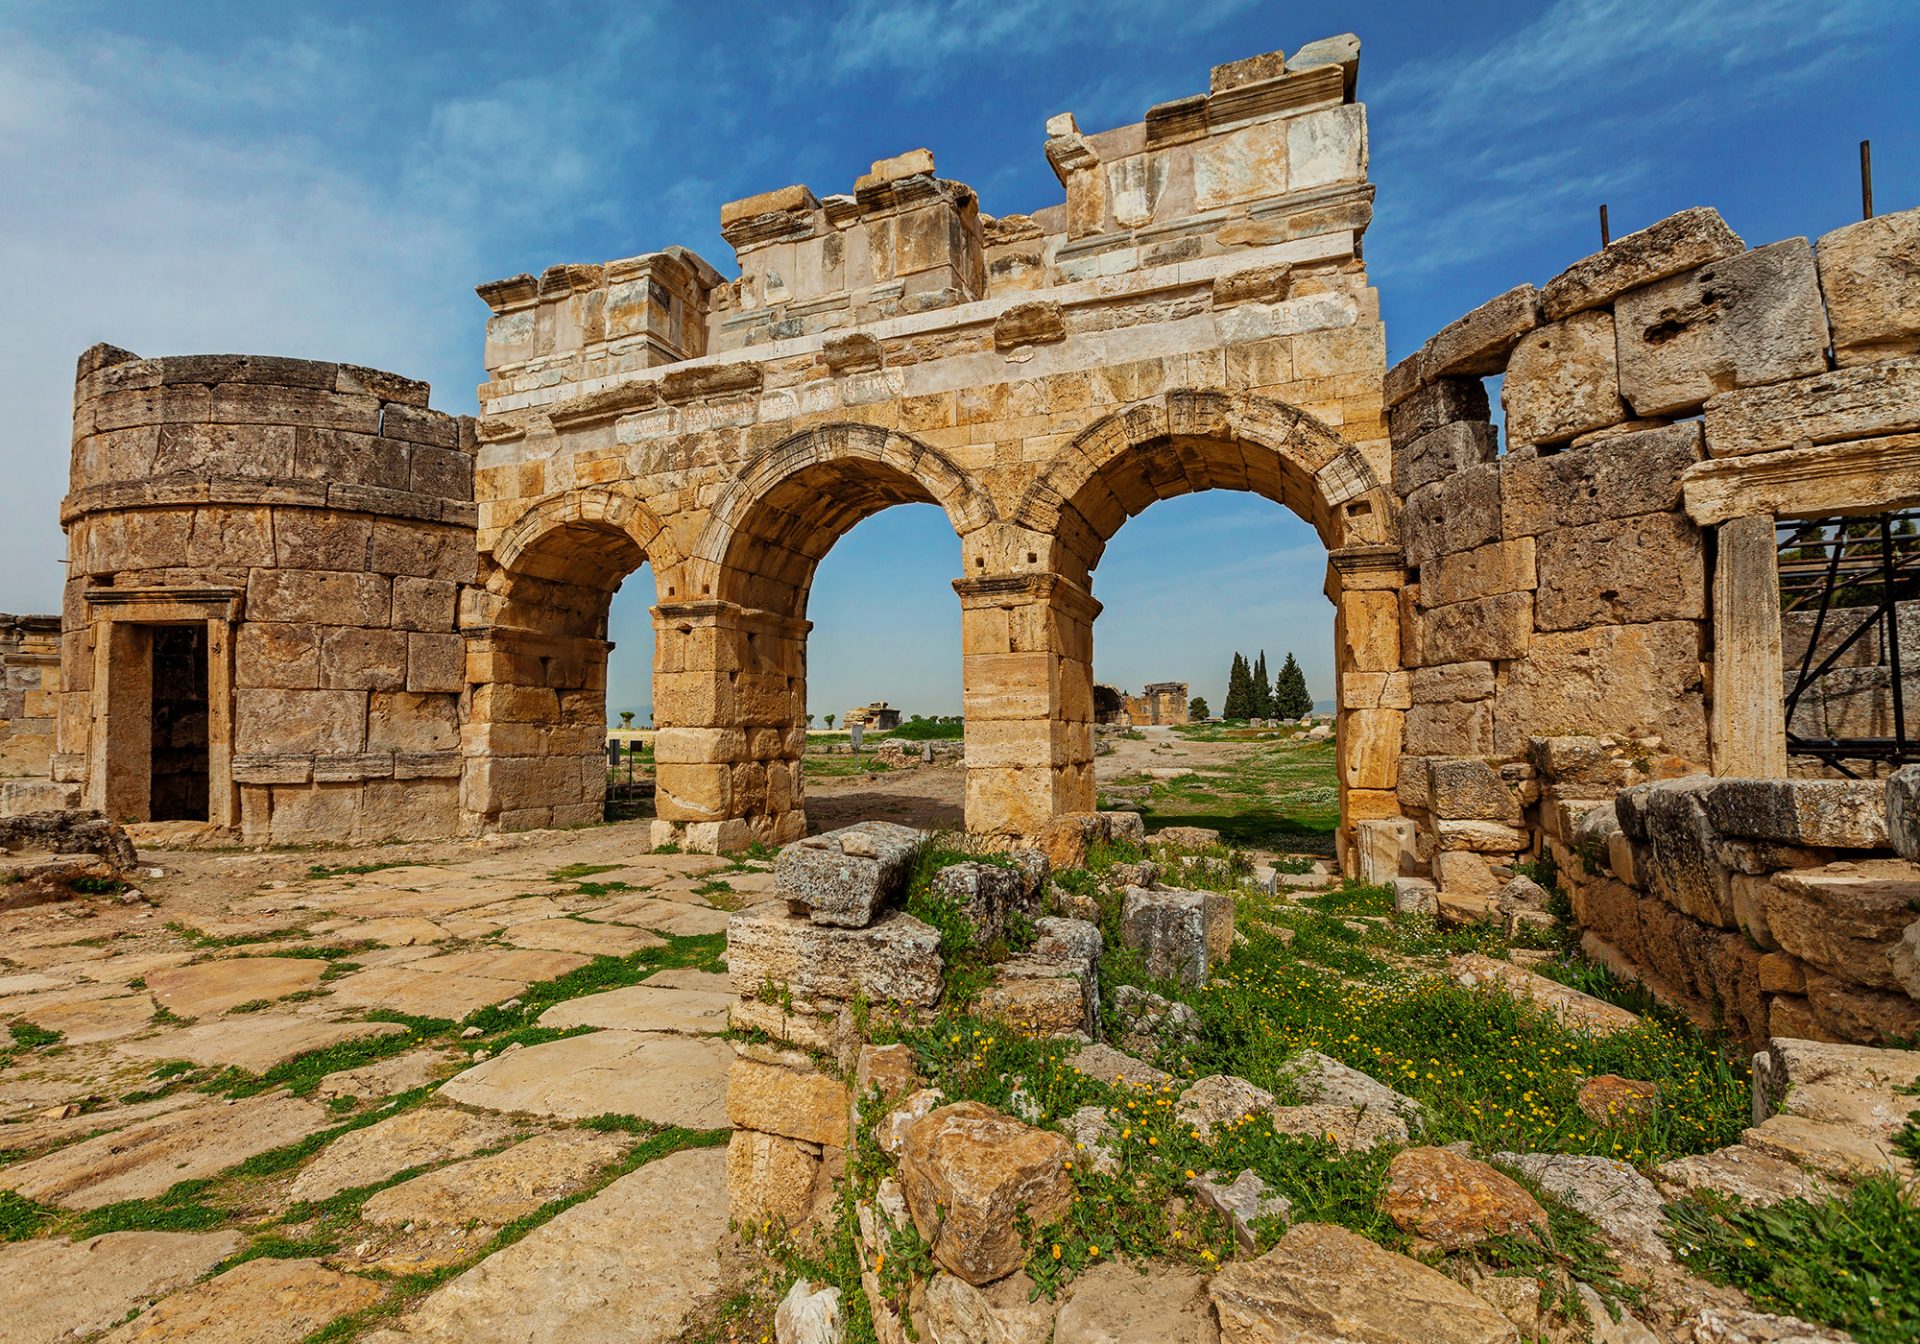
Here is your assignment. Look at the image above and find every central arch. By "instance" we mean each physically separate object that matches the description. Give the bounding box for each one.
[650,424,996,847]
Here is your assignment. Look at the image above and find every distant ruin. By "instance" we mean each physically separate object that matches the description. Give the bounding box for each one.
[1094,681,1190,726]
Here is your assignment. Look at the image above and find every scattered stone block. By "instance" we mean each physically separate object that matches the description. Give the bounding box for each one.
[1053,1260,1218,1344]
[776,1279,844,1344]
[1576,1075,1660,1127]
[1267,1103,1407,1151]
[1121,886,1208,985]
[1760,862,1919,991]
[1176,1074,1274,1141]
[1065,1042,1170,1090]
[777,822,922,928]
[1449,953,1641,1035]
[898,1102,1073,1286]
[1495,1152,1670,1266]
[728,905,943,1007]
[930,860,1024,944]
[1189,1168,1293,1251]
[1382,1146,1547,1249]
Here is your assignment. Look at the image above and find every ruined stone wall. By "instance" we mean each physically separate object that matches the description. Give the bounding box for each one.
[1378,202,1920,1043]
[467,34,1403,855]
[1120,682,1189,726]
[0,615,61,779]
[59,346,476,843]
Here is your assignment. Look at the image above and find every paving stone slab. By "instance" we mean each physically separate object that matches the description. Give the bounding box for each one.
[311,1048,455,1102]
[361,1130,627,1231]
[146,958,326,1017]
[0,1229,244,1344]
[537,984,733,1035]
[364,1146,725,1344]
[591,896,731,936]
[4,992,155,1043]
[119,1015,407,1074]
[288,1104,515,1202]
[345,917,450,946]
[500,918,665,956]
[409,948,588,982]
[644,967,733,993]
[325,966,525,1019]
[0,1092,201,1155]
[99,1257,383,1343]
[3,1094,329,1209]
[437,1031,730,1126]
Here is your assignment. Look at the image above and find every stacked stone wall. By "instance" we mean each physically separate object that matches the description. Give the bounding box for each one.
[59,346,477,844]
[1378,202,1920,1043]
[0,615,61,780]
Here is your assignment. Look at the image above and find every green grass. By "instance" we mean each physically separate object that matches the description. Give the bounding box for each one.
[165,920,306,948]
[7,1020,63,1050]
[877,718,965,741]
[461,932,726,1033]
[549,863,621,882]
[1116,736,1342,852]
[803,753,898,779]
[0,1190,54,1241]
[303,861,419,880]
[1668,1177,1920,1344]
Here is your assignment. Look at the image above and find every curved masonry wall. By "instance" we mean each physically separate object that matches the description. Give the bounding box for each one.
[59,346,477,844]
[1373,202,1920,1045]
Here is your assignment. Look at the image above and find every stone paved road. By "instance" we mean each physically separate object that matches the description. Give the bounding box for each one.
[0,819,752,1343]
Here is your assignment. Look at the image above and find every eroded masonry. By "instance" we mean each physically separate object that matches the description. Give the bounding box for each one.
[21,32,1920,1047]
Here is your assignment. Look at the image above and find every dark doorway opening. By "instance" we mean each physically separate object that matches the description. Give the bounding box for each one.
[149,625,209,821]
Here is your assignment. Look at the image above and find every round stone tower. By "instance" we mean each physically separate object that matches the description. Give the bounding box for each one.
[59,344,477,844]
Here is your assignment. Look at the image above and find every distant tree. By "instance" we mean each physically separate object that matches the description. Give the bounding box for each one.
[806,713,816,728]
[1250,650,1274,718]
[1188,695,1209,720]
[1274,652,1312,719]
[911,713,923,722]
[1223,652,1251,718]
[824,713,836,730]
[618,710,635,728]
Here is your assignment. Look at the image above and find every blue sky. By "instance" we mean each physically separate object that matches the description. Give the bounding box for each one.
[3,1,1915,720]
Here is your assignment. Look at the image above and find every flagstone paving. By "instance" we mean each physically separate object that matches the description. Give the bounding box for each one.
[0,819,753,1341]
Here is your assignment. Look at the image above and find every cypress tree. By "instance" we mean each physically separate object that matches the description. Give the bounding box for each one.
[1251,650,1274,718]
[1274,652,1312,719]
[1223,652,1250,718]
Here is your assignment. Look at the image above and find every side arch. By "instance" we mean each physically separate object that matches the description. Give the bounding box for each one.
[489,483,684,590]
[687,422,996,614]
[1011,388,1396,585]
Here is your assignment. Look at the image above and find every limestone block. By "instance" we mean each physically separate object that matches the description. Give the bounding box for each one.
[1403,463,1501,566]
[975,959,1091,1037]
[407,633,464,694]
[1288,32,1361,97]
[1418,591,1532,666]
[1533,512,1705,631]
[235,622,320,689]
[1494,622,1707,761]
[1434,849,1499,897]
[930,860,1025,945]
[1802,971,1920,1046]
[236,688,366,754]
[1816,204,1920,365]
[1503,309,1626,447]
[898,1102,1073,1287]
[1383,1146,1547,1249]
[1615,238,1830,418]
[1887,765,1920,862]
[1702,779,1889,848]
[1629,778,1736,927]
[1436,820,1529,852]
[368,691,459,754]
[727,1057,850,1147]
[1428,758,1522,823]
[1419,539,1536,609]
[727,905,943,1006]
[319,627,408,691]
[1702,357,1920,458]
[776,821,922,928]
[1388,377,1489,450]
[1354,817,1417,883]
[1409,661,1496,704]
[1761,862,1919,991]
[1500,421,1701,535]
[1286,104,1367,192]
[1421,284,1541,379]
[1121,886,1208,985]
[1341,706,1403,790]
[246,569,391,627]
[1392,420,1498,497]
[1540,207,1746,320]
[1189,1169,1293,1253]
[1404,699,1495,756]
[1209,1223,1519,1344]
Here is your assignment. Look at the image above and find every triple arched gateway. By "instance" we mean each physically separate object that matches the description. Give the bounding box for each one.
[50,42,1407,862]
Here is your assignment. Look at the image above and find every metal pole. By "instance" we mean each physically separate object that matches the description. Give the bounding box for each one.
[1861,140,1874,220]
[1599,204,1611,247]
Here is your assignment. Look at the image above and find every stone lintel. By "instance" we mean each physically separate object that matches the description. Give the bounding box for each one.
[475,273,538,313]
[953,572,1102,623]
[651,600,812,641]
[1681,432,1920,526]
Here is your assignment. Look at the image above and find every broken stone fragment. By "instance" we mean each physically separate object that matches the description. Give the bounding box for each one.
[1286,32,1362,100]
[1121,886,1209,985]
[898,1101,1073,1286]
[1887,765,1920,862]
[1285,1050,1424,1127]
[929,859,1023,944]
[1540,206,1745,321]
[1575,1075,1661,1128]
[774,1278,844,1344]
[1175,1074,1274,1141]
[1189,1168,1293,1251]
[1382,1146,1547,1250]
[1494,1151,1671,1266]
[776,821,922,928]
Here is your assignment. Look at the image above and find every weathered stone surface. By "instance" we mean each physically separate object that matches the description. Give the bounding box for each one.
[898,1101,1073,1286]
[1403,463,1501,566]
[1066,1042,1171,1090]
[918,1270,1051,1344]
[931,859,1025,944]
[145,956,326,1017]
[1387,377,1489,449]
[1382,1147,1546,1249]
[1616,238,1830,418]
[1053,1260,1219,1344]
[1436,820,1529,852]
[437,1031,730,1126]
[362,1130,625,1229]
[99,1257,382,1344]
[1887,764,1920,862]
[536,982,732,1035]
[1501,421,1701,535]
[119,1015,408,1074]
[1503,309,1625,447]
[728,905,943,1006]
[976,957,1092,1036]
[1449,953,1641,1034]
[1495,622,1708,761]
[0,1230,244,1344]
[1682,1307,1851,1344]
[370,1147,726,1344]
[1392,421,1497,498]
[1176,1074,1276,1140]
[1576,1075,1661,1127]
[728,1057,851,1147]
[1417,538,1535,610]
[1703,778,1889,848]
[855,1042,923,1101]
[1495,1152,1671,1265]
[3,1095,327,1209]
[726,1128,823,1229]
[1816,204,1920,365]
[1761,862,1919,990]
[1418,591,1532,666]
[1209,1221,1519,1344]
[1420,285,1539,379]
[1121,886,1208,985]
[1656,1144,1831,1207]
[1534,512,1704,630]
[1702,357,1920,457]
[776,821,921,927]
[501,918,663,956]
[1423,759,1518,824]
[1267,1103,1408,1152]
[1541,207,1746,320]
[1190,1168,1292,1251]
[289,1105,511,1202]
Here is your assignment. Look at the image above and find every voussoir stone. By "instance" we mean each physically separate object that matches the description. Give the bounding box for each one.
[776,821,921,927]
[1209,1221,1519,1344]
[1382,1147,1546,1249]
[1420,283,1540,379]
[898,1101,1073,1286]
